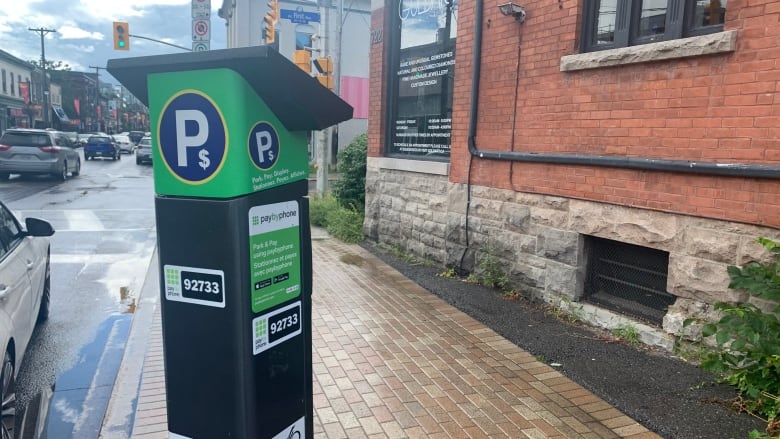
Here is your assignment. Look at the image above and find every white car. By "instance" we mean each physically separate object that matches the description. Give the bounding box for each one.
[0,200,54,439]
[113,135,135,154]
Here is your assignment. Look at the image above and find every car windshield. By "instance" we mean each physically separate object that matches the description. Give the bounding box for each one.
[139,138,151,146]
[0,132,52,147]
[114,136,130,142]
[88,136,111,143]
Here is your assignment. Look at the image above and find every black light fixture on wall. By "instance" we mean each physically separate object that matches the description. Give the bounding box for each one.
[498,2,526,23]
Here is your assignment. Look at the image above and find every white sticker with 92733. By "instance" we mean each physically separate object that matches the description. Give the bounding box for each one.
[164,264,225,308]
[252,301,302,355]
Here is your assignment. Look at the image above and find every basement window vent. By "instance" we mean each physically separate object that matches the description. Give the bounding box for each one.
[584,236,675,325]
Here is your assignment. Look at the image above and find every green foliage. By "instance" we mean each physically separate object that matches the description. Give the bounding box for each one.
[28,59,71,71]
[503,289,522,300]
[333,134,367,212]
[727,237,780,303]
[612,324,641,346]
[475,240,509,289]
[325,206,364,244]
[309,194,339,227]
[438,267,458,278]
[748,429,780,439]
[691,237,780,430]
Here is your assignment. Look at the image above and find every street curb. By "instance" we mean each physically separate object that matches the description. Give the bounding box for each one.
[99,247,160,439]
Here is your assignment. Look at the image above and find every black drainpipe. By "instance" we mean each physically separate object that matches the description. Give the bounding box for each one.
[468,0,780,179]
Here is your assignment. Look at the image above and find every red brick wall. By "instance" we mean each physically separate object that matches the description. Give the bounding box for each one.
[367,5,386,157]
[448,0,780,228]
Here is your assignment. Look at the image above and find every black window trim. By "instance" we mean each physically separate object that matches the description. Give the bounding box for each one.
[580,0,725,53]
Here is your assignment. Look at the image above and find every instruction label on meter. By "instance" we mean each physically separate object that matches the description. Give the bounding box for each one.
[248,201,302,314]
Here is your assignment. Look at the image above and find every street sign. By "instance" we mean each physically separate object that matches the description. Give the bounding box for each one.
[192,0,210,18]
[280,8,320,24]
[192,19,210,41]
[193,42,210,51]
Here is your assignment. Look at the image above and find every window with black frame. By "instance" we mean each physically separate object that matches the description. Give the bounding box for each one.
[388,0,457,159]
[581,0,726,53]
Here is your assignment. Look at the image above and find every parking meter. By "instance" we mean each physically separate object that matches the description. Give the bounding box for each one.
[108,46,352,438]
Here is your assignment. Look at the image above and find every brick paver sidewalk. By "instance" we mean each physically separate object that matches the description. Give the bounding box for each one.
[125,236,658,439]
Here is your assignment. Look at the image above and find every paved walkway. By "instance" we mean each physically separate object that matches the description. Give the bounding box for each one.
[113,234,659,439]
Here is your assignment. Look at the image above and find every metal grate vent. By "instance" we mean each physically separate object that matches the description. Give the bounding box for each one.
[584,236,675,325]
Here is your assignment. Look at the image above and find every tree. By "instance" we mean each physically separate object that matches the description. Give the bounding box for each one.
[27,59,71,71]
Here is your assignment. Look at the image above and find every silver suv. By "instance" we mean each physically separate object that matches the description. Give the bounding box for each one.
[135,136,152,165]
[0,129,82,181]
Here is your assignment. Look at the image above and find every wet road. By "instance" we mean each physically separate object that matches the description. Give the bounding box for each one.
[0,151,156,438]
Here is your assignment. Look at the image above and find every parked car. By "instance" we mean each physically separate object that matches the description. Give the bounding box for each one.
[0,199,54,438]
[0,129,82,181]
[135,136,153,165]
[84,135,120,161]
[63,131,81,145]
[129,131,145,145]
[113,135,135,154]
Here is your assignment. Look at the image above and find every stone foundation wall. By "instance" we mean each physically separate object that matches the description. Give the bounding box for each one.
[364,161,780,338]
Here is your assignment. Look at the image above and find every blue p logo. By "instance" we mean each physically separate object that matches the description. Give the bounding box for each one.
[158,91,227,184]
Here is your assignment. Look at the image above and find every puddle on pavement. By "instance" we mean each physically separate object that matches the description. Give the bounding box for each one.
[339,254,364,266]
[119,286,136,314]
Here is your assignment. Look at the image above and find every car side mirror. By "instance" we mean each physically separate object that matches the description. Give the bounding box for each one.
[25,217,55,237]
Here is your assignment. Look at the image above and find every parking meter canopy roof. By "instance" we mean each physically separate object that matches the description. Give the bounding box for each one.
[107,46,353,131]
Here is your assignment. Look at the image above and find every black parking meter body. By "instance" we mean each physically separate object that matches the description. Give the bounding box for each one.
[108,47,352,439]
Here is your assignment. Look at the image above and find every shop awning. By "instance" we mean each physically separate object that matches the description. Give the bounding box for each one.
[52,105,69,122]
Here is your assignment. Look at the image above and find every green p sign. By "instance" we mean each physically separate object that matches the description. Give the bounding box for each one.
[149,68,309,198]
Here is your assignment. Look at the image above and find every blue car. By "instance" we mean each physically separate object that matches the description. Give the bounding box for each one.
[85,135,120,161]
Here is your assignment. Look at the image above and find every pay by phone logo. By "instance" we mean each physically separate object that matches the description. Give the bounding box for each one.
[158,90,228,184]
[248,121,280,170]
[252,208,297,226]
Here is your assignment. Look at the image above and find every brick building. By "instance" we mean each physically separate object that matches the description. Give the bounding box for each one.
[365,0,780,345]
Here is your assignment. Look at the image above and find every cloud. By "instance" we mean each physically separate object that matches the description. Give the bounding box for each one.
[0,0,227,85]
[58,26,103,41]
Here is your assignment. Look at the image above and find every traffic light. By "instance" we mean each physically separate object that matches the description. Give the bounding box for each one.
[113,21,129,50]
[293,50,311,74]
[263,0,278,45]
[313,57,334,89]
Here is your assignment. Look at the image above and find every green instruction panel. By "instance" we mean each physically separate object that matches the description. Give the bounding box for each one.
[249,201,302,314]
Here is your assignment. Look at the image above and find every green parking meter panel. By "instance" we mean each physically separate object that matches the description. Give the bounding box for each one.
[107,47,352,439]
[249,201,302,314]
[108,46,353,198]
[148,68,309,198]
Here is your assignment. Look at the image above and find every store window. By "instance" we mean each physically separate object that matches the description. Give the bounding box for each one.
[581,0,726,53]
[387,0,457,159]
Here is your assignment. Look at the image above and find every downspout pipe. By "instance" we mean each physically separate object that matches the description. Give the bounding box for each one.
[467,1,780,180]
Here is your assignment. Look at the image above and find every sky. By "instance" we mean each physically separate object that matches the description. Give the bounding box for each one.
[0,0,227,85]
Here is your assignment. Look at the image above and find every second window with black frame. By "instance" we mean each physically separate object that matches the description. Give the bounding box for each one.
[581,0,727,53]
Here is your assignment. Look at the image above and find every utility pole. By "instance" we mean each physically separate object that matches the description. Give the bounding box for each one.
[316,0,331,195]
[89,66,106,132]
[331,0,343,168]
[28,27,57,129]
